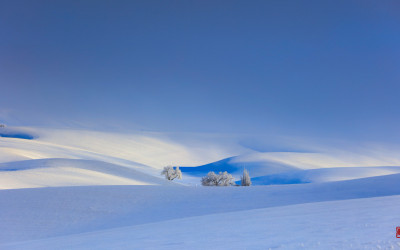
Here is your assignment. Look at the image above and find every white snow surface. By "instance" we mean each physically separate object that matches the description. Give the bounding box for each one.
[1,126,400,249]
[4,195,400,250]
[0,159,176,189]
[0,127,249,189]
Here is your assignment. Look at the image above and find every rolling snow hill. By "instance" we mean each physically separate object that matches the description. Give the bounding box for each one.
[1,126,400,249]
[4,195,400,250]
[0,158,176,189]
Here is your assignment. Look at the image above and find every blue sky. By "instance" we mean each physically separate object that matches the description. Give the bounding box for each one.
[1,0,399,142]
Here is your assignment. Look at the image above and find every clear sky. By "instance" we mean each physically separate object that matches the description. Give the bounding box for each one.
[1,0,399,142]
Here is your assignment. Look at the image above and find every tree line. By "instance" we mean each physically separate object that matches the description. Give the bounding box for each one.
[161,166,251,186]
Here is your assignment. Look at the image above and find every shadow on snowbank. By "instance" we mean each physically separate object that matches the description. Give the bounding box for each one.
[0,128,35,140]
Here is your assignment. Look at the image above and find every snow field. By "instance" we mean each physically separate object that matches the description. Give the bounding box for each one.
[1,126,400,249]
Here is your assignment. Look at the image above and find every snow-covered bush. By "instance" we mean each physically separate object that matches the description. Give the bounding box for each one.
[161,166,182,181]
[201,171,235,186]
[241,168,252,186]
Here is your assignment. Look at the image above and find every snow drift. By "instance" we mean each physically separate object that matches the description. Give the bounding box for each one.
[1,126,400,249]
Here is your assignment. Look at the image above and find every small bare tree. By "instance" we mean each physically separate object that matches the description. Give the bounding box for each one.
[161,166,182,181]
[241,168,252,186]
[201,171,234,186]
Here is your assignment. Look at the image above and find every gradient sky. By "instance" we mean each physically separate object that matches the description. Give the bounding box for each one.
[1,0,399,142]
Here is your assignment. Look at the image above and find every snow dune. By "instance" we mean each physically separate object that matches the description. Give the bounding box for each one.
[0,126,250,189]
[181,154,400,185]
[1,126,400,249]
[250,166,400,185]
[180,156,300,177]
[0,159,175,189]
[2,126,400,188]
[4,195,400,250]
[1,172,400,246]
[0,126,248,171]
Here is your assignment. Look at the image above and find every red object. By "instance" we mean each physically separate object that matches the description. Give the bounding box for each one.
[396,227,400,238]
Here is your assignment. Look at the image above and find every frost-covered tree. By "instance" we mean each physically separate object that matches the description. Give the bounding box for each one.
[201,171,218,186]
[201,171,235,186]
[241,168,252,186]
[161,166,182,181]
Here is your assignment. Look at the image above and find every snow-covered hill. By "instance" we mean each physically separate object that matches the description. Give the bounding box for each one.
[2,173,400,248]
[0,159,177,189]
[4,195,400,250]
[180,153,400,185]
[1,126,400,249]
[250,166,400,185]
[0,126,249,189]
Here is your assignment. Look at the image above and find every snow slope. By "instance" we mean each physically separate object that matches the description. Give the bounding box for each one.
[2,126,400,188]
[4,195,400,250]
[0,159,176,189]
[1,173,400,245]
[0,126,248,168]
[1,126,400,249]
[180,156,300,177]
[250,166,400,185]
[0,127,35,140]
[0,126,250,189]
[180,154,400,186]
